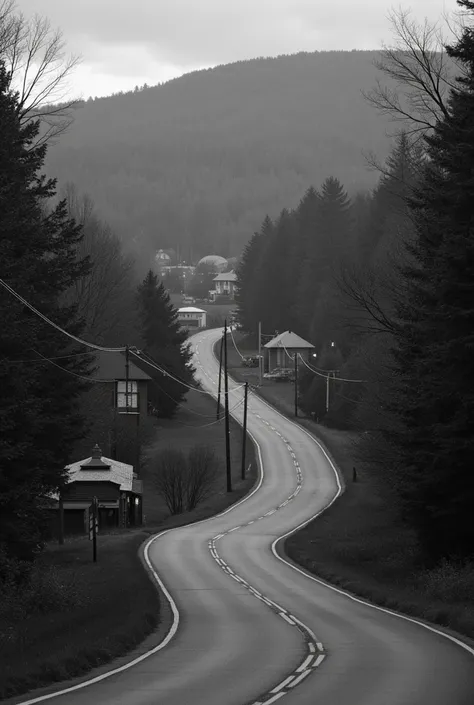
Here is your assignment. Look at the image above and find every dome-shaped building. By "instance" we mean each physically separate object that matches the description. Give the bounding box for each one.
[197,255,228,272]
[155,249,171,264]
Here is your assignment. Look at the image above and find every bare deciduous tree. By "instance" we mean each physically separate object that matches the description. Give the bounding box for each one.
[152,445,220,515]
[363,7,460,138]
[186,445,220,511]
[152,448,188,515]
[62,184,137,346]
[0,0,81,145]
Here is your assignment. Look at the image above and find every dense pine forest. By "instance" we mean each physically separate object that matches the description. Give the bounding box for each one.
[236,5,474,565]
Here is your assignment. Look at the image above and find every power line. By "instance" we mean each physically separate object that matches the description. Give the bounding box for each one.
[130,348,246,397]
[228,325,245,360]
[31,349,114,383]
[298,354,366,383]
[130,348,211,395]
[3,351,95,365]
[0,278,126,352]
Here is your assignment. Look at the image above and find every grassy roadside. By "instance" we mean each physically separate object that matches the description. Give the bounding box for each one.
[227,331,474,645]
[0,388,257,701]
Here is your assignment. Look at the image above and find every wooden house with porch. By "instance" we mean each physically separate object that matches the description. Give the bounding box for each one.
[53,444,143,536]
[263,331,315,373]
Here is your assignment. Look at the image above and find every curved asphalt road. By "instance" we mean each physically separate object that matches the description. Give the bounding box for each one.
[19,328,474,705]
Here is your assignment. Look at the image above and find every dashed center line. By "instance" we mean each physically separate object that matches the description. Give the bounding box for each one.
[204,399,327,705]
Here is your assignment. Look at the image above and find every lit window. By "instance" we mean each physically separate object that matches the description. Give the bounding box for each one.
[116,381,138,410]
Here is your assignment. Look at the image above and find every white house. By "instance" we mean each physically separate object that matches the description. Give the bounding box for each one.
[177,306,207,330]
[210,270,237,300]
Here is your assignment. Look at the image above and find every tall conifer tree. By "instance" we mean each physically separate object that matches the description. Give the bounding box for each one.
[0,62,91,566]
[136,271,194,417]
[382,2,474,562]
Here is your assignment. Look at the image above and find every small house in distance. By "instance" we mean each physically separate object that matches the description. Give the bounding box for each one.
[264,330,315,373]
[52,444,143,536]
[178,306,207,330]
[210,270,237,300]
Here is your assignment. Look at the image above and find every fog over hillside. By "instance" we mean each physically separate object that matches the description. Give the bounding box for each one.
[46,50,395,267]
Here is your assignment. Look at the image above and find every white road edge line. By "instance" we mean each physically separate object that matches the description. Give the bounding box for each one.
[245,390,474,660]
[15,333,268,705]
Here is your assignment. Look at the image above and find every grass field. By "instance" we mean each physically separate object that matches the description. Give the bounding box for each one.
[0,388,257,701]
[226,331,474,645]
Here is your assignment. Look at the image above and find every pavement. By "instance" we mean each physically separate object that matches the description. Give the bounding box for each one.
[17,327,474,705]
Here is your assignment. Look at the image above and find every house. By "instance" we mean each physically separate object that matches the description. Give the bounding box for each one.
[52,444,143,536]
[177,306,207,330]
[264,330,315,373]
[210,270,238,300]
[73,350,153,470]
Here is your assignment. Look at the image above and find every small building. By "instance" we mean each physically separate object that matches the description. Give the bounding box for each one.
[264,330,315,373]
[210,270,238,300]
[52,444,143,536]
[177,306,207,330]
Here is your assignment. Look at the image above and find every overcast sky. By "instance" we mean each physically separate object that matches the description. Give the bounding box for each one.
[19,0,454,99]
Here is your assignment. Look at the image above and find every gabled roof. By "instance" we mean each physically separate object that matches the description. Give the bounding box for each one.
[64,455,134,492]
[264,331,314,349]
[91,350,151,381]
[213,270,237,282]
[178,307,207,313]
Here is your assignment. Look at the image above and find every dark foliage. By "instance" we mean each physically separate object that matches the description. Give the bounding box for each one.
[135,270,195,417]
[0,62,91,566]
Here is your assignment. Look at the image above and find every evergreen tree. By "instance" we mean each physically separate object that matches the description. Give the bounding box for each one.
[258,209,296,334]
[235,215,274,334]
[381,3,474,563]
[136,271,194,417]
[0,62,91,569]
[293,187,322,337]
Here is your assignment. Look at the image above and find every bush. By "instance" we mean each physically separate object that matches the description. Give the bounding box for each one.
[151,444,220,515]
[186,445,220,510]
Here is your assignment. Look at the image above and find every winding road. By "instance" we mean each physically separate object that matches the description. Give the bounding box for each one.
[19,327,474,705]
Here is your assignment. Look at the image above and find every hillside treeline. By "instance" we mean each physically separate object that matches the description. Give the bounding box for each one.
[236,6,474,567]
[44,50,401,270]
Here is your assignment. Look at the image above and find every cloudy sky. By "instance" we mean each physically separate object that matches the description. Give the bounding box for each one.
[19,0,454,99]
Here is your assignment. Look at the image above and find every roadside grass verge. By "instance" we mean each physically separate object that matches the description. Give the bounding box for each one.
[0,387,257,701]
[227,331,474,645]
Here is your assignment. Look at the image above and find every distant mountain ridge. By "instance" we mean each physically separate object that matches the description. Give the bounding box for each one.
[46,50,394,268]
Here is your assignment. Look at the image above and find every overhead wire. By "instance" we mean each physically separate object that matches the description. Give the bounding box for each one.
[30,349,114,383]
[0,278,127,352]
[298,353,366,383]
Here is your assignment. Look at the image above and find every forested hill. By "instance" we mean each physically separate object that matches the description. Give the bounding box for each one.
[46,50,394,268]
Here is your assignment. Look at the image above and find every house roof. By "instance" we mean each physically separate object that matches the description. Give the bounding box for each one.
[91,350,151,381]
[213,270,237,282]
[264,331,314,349]
[178,307,207,313]
[64,455,135,492]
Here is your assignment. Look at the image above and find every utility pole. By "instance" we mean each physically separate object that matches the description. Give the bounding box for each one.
[326,371,334,414]
[241,382,249,480]
[125,345,130,411]
[258,321,262,385]
[294,353,298,417]
[216,334,224,420]
[224,320,232,492]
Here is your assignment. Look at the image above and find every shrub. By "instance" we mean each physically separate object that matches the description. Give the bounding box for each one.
[151,444,220,515]
[186,445,220,511]
[152,448,188,514]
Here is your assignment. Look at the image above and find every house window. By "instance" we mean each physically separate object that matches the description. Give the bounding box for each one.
[116,381,138,410]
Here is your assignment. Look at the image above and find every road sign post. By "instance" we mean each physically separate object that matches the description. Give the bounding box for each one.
[89,496,99,562]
